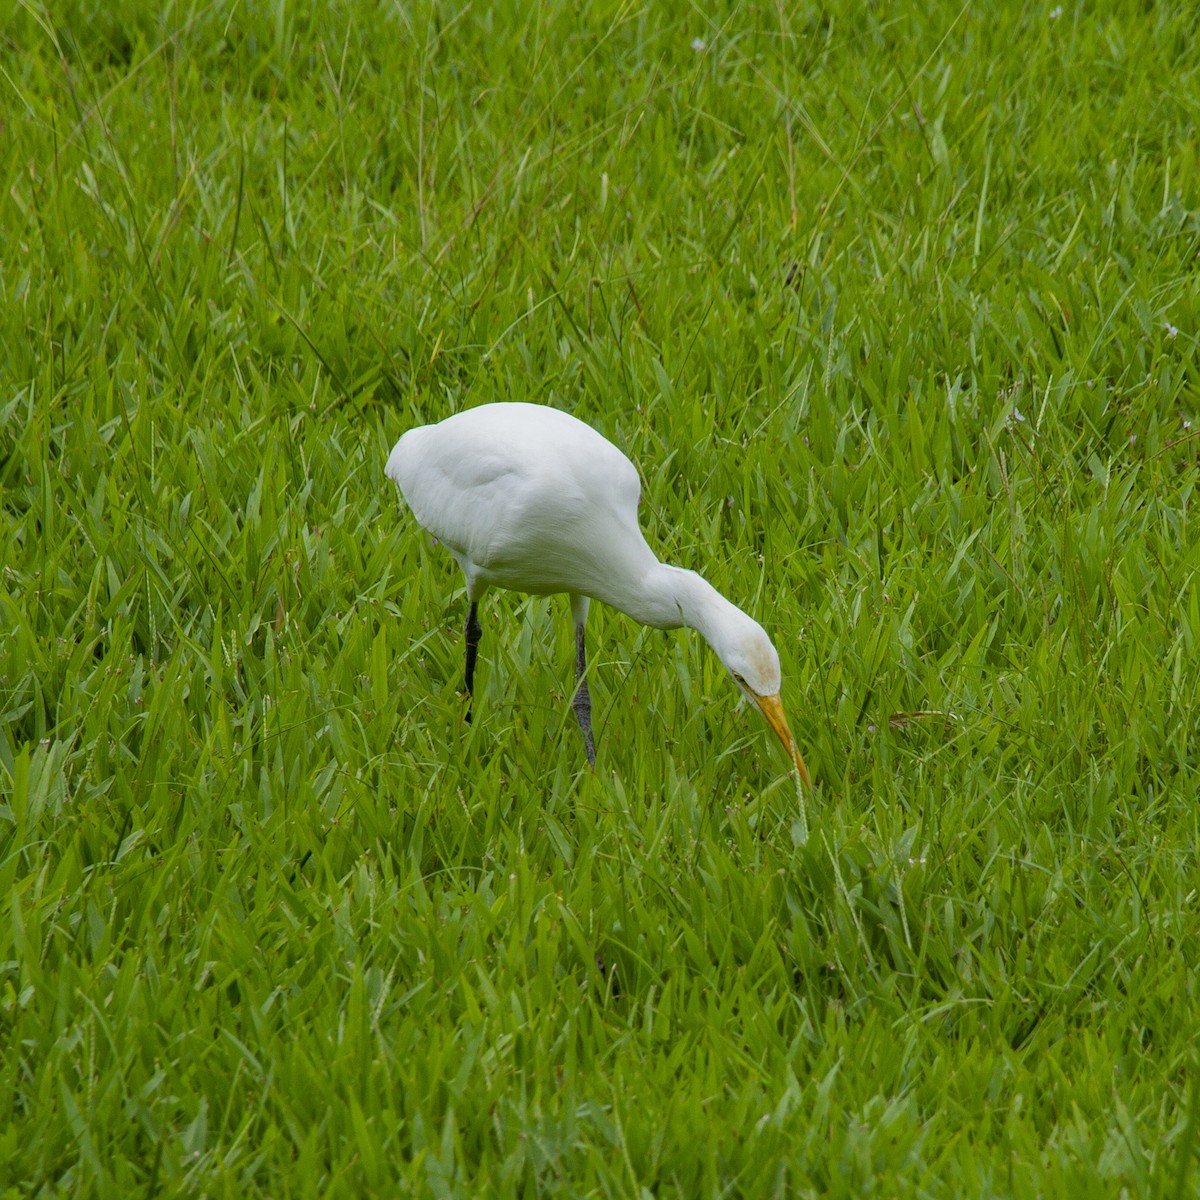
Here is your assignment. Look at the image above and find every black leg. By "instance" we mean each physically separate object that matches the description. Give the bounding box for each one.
[464,601,482,721]
[573,619,596,768]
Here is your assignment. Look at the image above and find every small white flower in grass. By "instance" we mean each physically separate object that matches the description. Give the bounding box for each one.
[691,36,706,51]
[1129,434,1137,445]
[1049,5,1063,17]
[1165,322,1179,338]
[1012,405,1026,422]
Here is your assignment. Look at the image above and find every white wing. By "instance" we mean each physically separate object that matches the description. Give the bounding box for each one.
[386,403,656,596]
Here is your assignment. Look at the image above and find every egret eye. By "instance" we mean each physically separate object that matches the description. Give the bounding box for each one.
[731,672,747,687]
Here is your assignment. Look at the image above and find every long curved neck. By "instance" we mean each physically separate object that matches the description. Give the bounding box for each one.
[603,562,744,640]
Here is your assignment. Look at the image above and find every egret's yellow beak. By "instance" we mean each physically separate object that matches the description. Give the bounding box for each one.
[755,692,812,788]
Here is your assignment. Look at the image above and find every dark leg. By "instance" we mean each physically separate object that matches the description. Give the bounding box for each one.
[464,601,482,721]
[570,595,595,767]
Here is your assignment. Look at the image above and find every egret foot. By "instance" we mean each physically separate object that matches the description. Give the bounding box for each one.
[464,601,482,722]
[573,619,596,767]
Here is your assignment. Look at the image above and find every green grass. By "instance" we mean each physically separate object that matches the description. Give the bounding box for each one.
[3,0,1200,1194]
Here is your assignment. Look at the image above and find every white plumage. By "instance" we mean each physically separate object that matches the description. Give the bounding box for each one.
[386,401,810,784]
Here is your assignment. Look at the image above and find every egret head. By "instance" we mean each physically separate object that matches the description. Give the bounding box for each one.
[709,610,812,787]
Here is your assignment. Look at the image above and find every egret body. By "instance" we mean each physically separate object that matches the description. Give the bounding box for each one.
[386,402,810,784]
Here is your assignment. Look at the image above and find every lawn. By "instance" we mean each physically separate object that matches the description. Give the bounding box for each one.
[2,0,1199,1195]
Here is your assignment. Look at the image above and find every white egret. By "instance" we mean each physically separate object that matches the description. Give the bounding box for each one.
[385,401,811,785]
